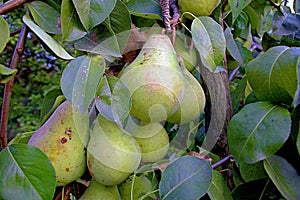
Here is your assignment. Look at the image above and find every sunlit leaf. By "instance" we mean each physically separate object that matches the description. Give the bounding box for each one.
[95,75,131,128]
[264,155,300,200]
[61,55,105,114]
[27,1,61,34]
[23,15,74,60]
[126,0,162,19]
[72,0,117,30]
[229,0,252,22]
[0,144,56,200]
[0,64,17,84]
[159,156,212,200]
[191,16,226,72]
[208,170,233,200]
[246,46,300,106]
[0,15,9,53]
[8,132,35,145]
[228,101,291,163]
[61,0,86,41]
[40,91,65,124]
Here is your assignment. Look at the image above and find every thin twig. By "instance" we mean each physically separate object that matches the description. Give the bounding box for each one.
[212,155,233,169]
[0,23,28,150]
[10,28,21,37]
[159,0,172,33]
[267,0,281,11]
[0,0,28,15]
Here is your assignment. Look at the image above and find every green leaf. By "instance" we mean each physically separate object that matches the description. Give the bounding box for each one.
[61,55,105,114]
[264,155,300,200]
[231,178,270,200]
[8,132,35,145]
[246,46,300,106]
[191,16,226,72]
[239,161,268,182]
[228,101,291,163]
[207,170,233,200]
[27,1,61,34]
[272,12,300,40]
[0,144,56,200]
[95,75,131,128]
[72,0,117,30]
[229,0,252,22]
[126,0,162,20]
[0,64,17,84]
[0,15,9,53]
[159,156,212,200]
[225,28,244,65]
[61,0,86,41]
[23,15,74,60]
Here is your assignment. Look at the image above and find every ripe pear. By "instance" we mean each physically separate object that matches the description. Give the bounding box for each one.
[80,178,121,200]
[119,34,185,123]
[27,101,89,186]
[118,175,153,200]
[87,115,141,186]
[167,67,205,124]
[179,0,221,18]
[130,122,169,163]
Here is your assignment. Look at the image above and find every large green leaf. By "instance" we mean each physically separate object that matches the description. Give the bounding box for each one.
[61,55,105,114]
[228,101,291,163]
[207,170,233,200]
[224,28,245,65]
[191,16,226,72]
[95,75,131,128]
[102,0,131,56]
[61,0,86,41]
[159,156,212,200]
[27,1,61,34]
[0,64,17,84]
[23,15,74,60]
[229,0,252,22]
[0,15,9,53]
[239,161,268,182]
[126,0,162,20]
[72,0,117,30]
[0,144,56,200]
[246,46,300,106]
[264,155,300,200]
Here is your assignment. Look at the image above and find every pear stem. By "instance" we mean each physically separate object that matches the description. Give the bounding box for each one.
[0,23,28,150]
[0,0,28,14]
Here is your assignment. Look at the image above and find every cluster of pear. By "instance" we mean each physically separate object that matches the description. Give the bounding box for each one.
[27,34,205,199]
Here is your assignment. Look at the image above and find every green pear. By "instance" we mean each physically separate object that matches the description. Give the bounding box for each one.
[119,34,185,123]
[131,122,169,163]
[167,67,205,124]
[87,115,141,186]
[80,178,121,200]
[118,175,153,200]
[179,0,221,18]
[27,101,89,186]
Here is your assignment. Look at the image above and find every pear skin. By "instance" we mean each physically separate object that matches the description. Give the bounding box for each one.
[119,34,185,123]
[87,115,141,186]
[28,101,89,186]
[167,67,205,124]
[80,178,121,200]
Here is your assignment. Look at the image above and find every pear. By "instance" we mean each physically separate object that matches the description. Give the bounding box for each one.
[130,122,169,163]
[80,178,121,200]
[118,175,153,200]
[87,115,141,186]
[119,34,185,123]
[179,0,221,18]
[167,67,205,124]
[27,101,89,186]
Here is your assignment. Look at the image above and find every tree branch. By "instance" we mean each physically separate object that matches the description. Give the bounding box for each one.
[0,0,28,15]
[0,23,28,150]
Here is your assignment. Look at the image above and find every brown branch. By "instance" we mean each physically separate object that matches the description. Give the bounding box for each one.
[159,0,172,33]
[10,28,21,37]
[0,23,28,150]
[0,0,28,15]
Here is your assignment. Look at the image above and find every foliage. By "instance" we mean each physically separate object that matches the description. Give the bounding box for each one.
[0,0,300,199]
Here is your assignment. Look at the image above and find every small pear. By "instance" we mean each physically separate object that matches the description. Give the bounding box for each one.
[167,67,205,124]
[119,34,185,123]
[80,178,121,200]
[87,115,141,186]
[179,0,221,18]
[28,101,89,186]
[118,175,153,200]
[131,122,169,163]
